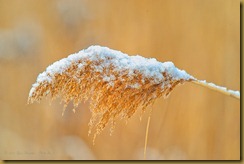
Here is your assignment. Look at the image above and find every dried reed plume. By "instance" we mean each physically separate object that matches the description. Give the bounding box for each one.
[28,45,240,139]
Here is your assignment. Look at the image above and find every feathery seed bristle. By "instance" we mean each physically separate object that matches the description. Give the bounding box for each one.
[28,45,193,138]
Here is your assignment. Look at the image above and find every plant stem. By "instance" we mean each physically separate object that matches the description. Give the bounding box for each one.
[144,113,152,160]
[191,80,240,100]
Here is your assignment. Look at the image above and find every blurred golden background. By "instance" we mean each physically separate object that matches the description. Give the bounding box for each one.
[0,0,240,160]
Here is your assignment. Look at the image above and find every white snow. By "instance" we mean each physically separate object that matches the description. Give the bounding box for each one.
[30,45,194,96]
[229,90,240,97]
[199,80,240,98]
[208,82,240,97]
[29,45,241,101]
[208,82,227,91]
[81,45,193,84]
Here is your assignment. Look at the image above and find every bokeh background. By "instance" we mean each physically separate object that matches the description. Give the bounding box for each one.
[0,0,240,160]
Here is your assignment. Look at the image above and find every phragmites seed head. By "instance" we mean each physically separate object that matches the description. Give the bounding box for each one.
[28,45,194,138]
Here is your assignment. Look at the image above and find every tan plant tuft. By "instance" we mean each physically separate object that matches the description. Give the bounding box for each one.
[28,45,239,140]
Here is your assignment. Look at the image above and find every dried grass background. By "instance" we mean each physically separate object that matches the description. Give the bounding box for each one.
[0,0,240,160]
